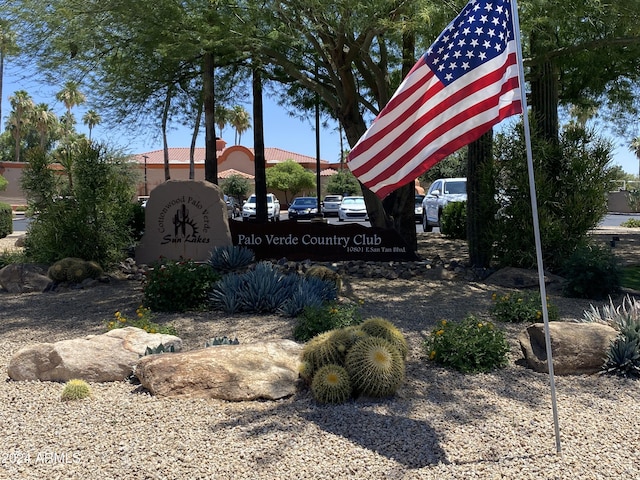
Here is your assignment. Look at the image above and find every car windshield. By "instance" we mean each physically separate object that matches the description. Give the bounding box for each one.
[444,181,466,194]
[247,195,273,204]
[343,197,364,205]
[294,198,316,206]
[325,196,341,202]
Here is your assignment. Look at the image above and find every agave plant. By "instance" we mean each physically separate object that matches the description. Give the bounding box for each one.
[209,245,254,272]
[602,336,640,378]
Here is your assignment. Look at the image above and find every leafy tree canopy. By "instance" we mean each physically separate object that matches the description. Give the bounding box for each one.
[265,160,315,203]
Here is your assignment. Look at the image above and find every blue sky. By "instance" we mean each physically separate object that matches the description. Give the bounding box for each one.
[2,63,637,174]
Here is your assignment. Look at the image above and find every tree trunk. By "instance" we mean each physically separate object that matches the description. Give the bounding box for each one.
[382,28,418,251]
[467,129,495,268]
[203,52,217,184]
[161,87,171,181]
[189,98,203,180]
[253,66,267,223]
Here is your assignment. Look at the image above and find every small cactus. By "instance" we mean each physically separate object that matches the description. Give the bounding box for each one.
[311,364,352,404]
[305,265,342,293]
[301,330,347,375]
[345,336,405,398]
[204,336,240,347]
[141,343,176,357]
[48,257,103,283]
[359,317,409,359]
[61,379,92,401]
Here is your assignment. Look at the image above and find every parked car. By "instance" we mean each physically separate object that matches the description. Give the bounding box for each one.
[414,194,425,223]
[242,193,281,222]
[321,194,343,217]
[224,195,240,219]
[421,178,467,232]
[287,197,319,220]
[338,196,368,222]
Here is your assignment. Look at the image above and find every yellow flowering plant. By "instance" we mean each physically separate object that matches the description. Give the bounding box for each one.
[490,291,559,323]
[106,305,177,336]
[423,315,509,373]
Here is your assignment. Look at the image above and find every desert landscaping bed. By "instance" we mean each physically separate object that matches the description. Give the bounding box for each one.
[0,230,639,479]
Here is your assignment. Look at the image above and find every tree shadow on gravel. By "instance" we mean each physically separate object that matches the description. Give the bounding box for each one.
[300,405,448,468]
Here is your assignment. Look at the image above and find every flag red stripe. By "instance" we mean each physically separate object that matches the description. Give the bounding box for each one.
[350,52,520,183]
[363,75,521,197]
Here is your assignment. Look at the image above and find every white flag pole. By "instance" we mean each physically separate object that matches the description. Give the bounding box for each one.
[510,0,562,454]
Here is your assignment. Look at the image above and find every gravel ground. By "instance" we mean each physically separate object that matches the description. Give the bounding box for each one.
[1,230,639,479]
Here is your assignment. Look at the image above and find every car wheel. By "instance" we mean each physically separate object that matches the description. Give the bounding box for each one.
[422,212,432,232]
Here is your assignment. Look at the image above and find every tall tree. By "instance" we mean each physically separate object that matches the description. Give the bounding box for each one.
[32,102,58,150]
[229,105,251,145]
[630,137,640,179]
[7,90,34,162]
[55,81,86,134]
[82,109,101,140]
[0,20,18,126]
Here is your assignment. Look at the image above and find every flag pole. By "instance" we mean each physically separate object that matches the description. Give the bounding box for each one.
[510,0,562,454]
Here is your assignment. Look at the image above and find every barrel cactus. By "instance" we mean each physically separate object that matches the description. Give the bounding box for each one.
[345,336,405,398]
[48,257,103,283]
[311,364,352,404]
[359,317,409,359]
[301,330,346,374]
[304,265,342,294]
[61,379,92,401]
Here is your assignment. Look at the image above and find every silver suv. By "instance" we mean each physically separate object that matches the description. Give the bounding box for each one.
[421,178,467,232]
[321,194,343,217]
[242,193,281,222]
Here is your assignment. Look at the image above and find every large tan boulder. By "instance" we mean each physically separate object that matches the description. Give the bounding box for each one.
[135,340,303,401]
[7,327,182,382]
[0,263,51,293]
[518,322,619,375]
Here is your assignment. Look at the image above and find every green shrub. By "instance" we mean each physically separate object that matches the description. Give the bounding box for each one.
[144,258,220,312]
[493,123,614,271]
[293,301,362,342]
[0,249,25,269]
[440,200,467,240]
[21,143,138,266]
[424,316,509,373]
[61,379,92,401]
[0,202,12,238]
[620,218,640,228]
[490,291,559,323]
[560,242,621,299]
[106,305,177,336]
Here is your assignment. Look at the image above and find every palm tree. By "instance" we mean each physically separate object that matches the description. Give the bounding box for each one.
[32,103,59,150]
[7,90,34,162]
[82,109,101,140]
[0,21,18,125]
[215,105,230,140]
[55,81,86,135]
[229,105,251,145]
[630,136,640,180]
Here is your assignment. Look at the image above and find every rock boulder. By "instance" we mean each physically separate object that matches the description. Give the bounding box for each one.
[134,340,303,401]
[518,322,618,375]
[0,263,51,293]
[7,327,182,382]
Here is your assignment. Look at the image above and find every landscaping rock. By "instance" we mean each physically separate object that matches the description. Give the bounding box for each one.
[7,327,182,382]
[0,263,51,293]
[134,340,303,401]
[518,322,619,375]
[484,266,564,291]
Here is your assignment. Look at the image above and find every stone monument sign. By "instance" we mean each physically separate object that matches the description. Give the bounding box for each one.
[136,180,232,264]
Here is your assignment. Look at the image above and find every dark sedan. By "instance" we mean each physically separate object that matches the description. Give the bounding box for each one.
[287,197,320,220]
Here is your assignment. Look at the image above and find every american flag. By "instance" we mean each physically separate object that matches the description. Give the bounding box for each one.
[348,0,522,199]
